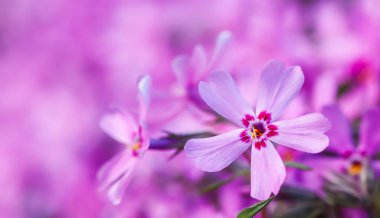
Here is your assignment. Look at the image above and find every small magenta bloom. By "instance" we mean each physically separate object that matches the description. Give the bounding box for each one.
[97,75,151,205]
[185,60,331,200]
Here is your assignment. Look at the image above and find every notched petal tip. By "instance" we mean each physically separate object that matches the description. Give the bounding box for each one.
[256,60,305,121]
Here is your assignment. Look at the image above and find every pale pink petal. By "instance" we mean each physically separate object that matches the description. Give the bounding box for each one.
[199,71,253,126]
[312,73,337,111]
[191,45,207,82]
[322,105,354,155]
[97,150,139,205]
[172,55,190,86]
[256,60,304,121]
[358,108,380,157]
[99,110,137,144]
[138,75,151,122]
[270,113,330,153]
[139,131,150,152]
[208,30,233,69]
[251,141,285,200]
[184,129,251,172]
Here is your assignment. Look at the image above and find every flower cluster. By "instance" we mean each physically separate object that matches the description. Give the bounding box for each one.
[2,0,380,217]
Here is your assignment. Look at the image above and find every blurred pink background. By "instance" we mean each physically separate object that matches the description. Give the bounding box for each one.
[1,0,379,217]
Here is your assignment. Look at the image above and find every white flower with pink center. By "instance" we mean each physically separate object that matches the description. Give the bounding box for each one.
[185,60,331,200]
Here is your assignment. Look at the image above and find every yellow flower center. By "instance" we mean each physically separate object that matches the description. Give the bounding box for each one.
[252,128,263,139]
[348,161,362,176]
[131,142,141,151]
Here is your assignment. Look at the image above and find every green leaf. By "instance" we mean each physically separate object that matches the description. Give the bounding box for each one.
[372,181,380,217]
[200,177,234,194]
[274,202,324,218]
[337,81,352,97]
[200,169,249,194]
[278,185,319,201]
[237,196,275,218]
[284,161,312,171]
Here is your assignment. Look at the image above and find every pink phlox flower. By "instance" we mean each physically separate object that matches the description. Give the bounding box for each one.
[172,30,233,105]
[323,105,380,177]
[97,75,151,205]
[185,60,331,200]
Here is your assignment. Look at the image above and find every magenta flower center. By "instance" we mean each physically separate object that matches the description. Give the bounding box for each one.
[240,111,278,150]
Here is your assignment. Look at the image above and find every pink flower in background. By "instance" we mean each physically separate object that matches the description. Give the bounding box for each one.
[172,30,232,86]
[150,30,234,134]
[296,105,380,199]
[323,105,380,177]
[172,30,233,108]
[97,75,151,205]
[185,60,331,200]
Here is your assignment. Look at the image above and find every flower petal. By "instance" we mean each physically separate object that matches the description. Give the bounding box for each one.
[97,150,139,205]
[191,45,208,82]
[312,73,337,111]
[208,30,233,69]
[322,105,354,155]
[358,108,380,157]
[256,60,304,121]
[251,141,285,200]
[300,157,347,198]
[371,160,380,178]
[138,75,151,122]
[184,129,251,172]
[199,71,253,126]
[270,113,331,153]
[172,55,190,86]
[99,110,137,144]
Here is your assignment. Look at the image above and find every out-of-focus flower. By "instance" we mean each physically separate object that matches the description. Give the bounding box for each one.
[338,59,379,119]
[97,75,151,205]
[298,105,380,199]
[323,105,380,178]
[185,60,330,200]
[148,30,233,135]
[171,30,233,109]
